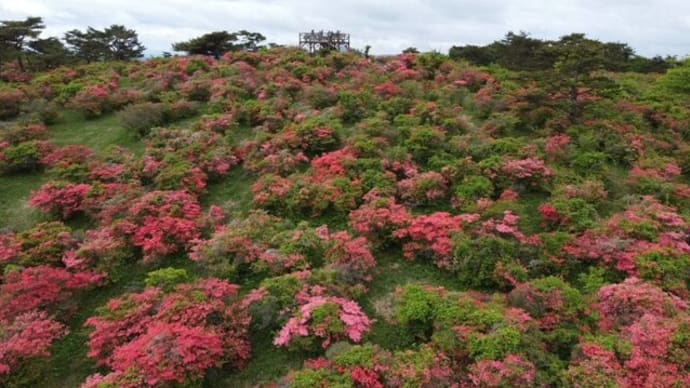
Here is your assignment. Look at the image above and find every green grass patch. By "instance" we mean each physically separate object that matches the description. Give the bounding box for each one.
[219,334,307,387]
[49,111,144,156]
[0,171,49,231]
[203,167,255,214]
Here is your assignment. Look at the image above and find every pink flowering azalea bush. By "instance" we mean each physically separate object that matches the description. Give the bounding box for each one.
[348,191,411,245]
[0,311,68,377]
[111,190,203,262]
[393,212,480,268]
[274,295,372,350]
[28,180,92,219]
[0,221,76,267]
[0,264,102,380]
[396,171,448,205]
[0,266,104,319]
[83,278,254,386]
[316,226,377,282]
[500,157,552,189]
[141,128,238,193]
[564,278,690,387]
[468,354,536,387]
[190,210,308,278]
[40,144,95,180]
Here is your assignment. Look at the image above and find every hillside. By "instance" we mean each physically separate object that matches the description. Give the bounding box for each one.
[1,48,690,387]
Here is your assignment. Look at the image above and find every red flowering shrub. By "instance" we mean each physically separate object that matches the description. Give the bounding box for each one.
[0,266,104,319]
[41,145,94,169]
[538,203,561,227]
[80,182,143,223]
[142,128,238,192]
[562,343,625,387]
[563,279,690,386]
[0,123,48,145]
[468,354,536,387]
[291,117,341,156]
[310,147,357,180]
[596,277,687,331]
[0,221,76,267]
[190,211,306,278]
[28,181,92,219]
[372,81,402,98]
[67,84,112,118]
[286,343,456,387]
[195,113,236,133]
[41,145,95,181]
[112,190,203,262]
[501,158,551,188]
[84,278,253,385]
[396,171,448,205]
[544,134,571,159]
[393,212,480,268]
[252,170,364,217]
[109,322,223,386]
[315,226,377,285]
[274,296,372,350]
[348,192,411,244]
[0,88,25,119]
[0,233,20,263]
[476,210,541,246]
[0,311,68,376]
[66,227,132,277]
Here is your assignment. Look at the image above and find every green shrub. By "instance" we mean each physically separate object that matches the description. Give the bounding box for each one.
[468,326,522,360]
[0,140,49,173]
[570,151,607,175]
[305,85,338,109]
[394,285,442,340]
[338,91,373,123]
[290,368,353,388]
[117,102,165,136]
[452,235,519,290]
[454,175,494,200]
[635,250,690,294]
[405,125,445,162]
[144,267,189,291]
[20,98,60,124]
[552,198,599,232]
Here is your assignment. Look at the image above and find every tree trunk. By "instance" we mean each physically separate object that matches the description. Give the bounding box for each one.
[568,84,580,124]
[16,54,25,72]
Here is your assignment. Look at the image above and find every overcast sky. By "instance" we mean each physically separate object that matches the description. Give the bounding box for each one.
[1,0,688,57]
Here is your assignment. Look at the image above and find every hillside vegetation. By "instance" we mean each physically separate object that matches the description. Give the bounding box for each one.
[1,47,690,387]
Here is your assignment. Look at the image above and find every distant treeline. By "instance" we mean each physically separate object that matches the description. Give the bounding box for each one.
[0,16,268,73]
[0,16,681,75]
[449,31,674,73]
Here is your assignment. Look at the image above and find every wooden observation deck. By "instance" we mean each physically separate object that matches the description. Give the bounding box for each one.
[299,30,350,53]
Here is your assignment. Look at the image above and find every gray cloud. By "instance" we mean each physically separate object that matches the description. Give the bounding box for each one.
[1,0,688,57]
